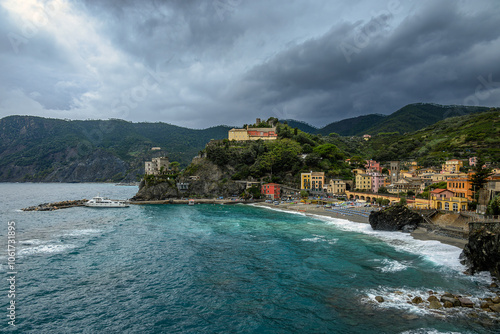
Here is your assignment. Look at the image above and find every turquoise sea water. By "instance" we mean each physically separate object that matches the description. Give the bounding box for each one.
[0,183,498,333]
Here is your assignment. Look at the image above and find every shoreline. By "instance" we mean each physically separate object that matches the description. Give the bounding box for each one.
[254,202,467,249]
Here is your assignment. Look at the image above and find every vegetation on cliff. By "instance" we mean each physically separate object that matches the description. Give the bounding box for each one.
[202,123,352,187]
[0,104,497,183]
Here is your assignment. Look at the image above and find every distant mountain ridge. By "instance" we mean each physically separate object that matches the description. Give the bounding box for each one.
[285,103,490,136]
[0,103,494,182]
[0,116,230,182]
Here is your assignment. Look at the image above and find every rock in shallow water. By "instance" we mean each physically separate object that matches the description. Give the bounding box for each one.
[369,205,422,232]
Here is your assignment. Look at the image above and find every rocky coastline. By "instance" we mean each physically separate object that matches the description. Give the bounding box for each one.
[369,205,423,232]
[460,222,500,281]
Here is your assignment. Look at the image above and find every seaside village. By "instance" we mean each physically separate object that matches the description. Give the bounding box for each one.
[143,119,500,214]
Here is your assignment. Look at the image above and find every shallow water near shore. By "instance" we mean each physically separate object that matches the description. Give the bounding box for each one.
[0,183,498,333]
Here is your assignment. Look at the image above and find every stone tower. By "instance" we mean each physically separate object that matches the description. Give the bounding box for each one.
[390,161,400,184]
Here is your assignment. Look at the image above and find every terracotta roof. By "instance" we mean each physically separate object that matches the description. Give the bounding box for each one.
[430,188,451,194]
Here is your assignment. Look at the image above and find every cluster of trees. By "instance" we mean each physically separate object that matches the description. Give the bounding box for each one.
[204,124,354,185]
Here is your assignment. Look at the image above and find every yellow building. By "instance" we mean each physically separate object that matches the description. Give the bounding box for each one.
[228,128,250,141]
[301,172,325,191]
[431,196,469,211]
[355,173,372,191]
[442,159,464,173]
[326,179,346,194]
[429,188,469,211]
[228,127,277,141]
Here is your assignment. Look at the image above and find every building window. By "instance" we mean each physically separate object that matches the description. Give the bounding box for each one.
[445,203,449,211]
[453,203,458,211]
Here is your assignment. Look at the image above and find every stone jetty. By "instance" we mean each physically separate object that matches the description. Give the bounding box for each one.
[22,199,88,211]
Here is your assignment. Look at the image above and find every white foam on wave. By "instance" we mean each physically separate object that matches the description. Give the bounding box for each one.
[301,234,338,245]
[62,229,102,237]
[19,243,76,256]
[400,329,463,334]
[379,259,409,273]
[310,214,466,272]
[19,239,45,245]
[254,205,491,281]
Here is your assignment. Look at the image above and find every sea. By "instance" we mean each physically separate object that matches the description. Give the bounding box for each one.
[0,183,499,333]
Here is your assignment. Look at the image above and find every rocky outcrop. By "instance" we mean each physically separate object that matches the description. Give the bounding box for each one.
[369,205,422,232]
[460,222,500,281]
[22,199,88,211]
[131,180,180,201]
[131,158,248,201]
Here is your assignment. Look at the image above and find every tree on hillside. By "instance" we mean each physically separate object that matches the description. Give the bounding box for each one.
[469,158,493,202]
[486,196,500,215]
[349,156,367,169]
[378,186,388,194]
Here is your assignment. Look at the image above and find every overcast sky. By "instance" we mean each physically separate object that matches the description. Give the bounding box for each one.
[1,0,499,128]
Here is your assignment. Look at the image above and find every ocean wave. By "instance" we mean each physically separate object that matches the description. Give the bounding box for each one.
[19,243,77,256]
[301,234,338,244]
[312,215,467,272]
[400,329,464,334]
[62,229,102,237]
[379,259,409,273]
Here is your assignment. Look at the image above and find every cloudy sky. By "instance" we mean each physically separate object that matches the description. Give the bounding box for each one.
[0,0,499,128]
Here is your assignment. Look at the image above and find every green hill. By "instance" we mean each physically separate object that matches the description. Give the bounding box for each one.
[279,119,318,133]
[314,103,489,136]
[316,114,386,136]
[361,109,500,165]
[0,116,230,182]
[364,103,490,135]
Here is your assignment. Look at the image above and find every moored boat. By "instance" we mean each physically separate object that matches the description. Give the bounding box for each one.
[85,196,129,208]
[188,199,195,206]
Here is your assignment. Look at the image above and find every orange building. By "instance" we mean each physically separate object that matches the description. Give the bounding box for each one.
[261,183,281,200]
[447,177,473,200]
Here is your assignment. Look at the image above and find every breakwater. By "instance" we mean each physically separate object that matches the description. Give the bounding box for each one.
[22,199,88,211]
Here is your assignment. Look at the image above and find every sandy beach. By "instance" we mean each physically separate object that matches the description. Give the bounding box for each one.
[254,202,467,249]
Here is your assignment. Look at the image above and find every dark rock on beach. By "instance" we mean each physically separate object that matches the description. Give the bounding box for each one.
[460,222,500,281]
[369,205,422,232]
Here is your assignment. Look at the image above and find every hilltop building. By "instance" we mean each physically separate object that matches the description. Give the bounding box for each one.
[145,157,171,175]
[228,118,277,141]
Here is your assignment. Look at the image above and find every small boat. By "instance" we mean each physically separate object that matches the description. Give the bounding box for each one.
[85,196,129,208]
[188,199,195,206]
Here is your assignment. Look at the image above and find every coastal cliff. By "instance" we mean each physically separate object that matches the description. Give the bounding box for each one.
[460,222,500,281]
[369,205,422,232]
[131,158,248,201]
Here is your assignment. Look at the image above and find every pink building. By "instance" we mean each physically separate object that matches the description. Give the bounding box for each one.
[368,172,386,193]
[469,156,478,167]
[365,160,382,173]
[430,189,454,200]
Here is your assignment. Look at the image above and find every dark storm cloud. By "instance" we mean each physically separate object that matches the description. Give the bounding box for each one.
[231,0,500,125]
[0,0,498,127]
